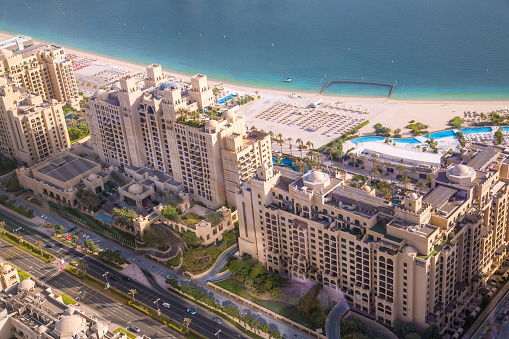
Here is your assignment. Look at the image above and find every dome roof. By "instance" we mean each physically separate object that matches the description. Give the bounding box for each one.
[223,111,236,120]
[205,120,219,128]
[409,192,418,200]
[307,170,325,183]
[362,185,371,192]
[0,49,12,56]
[88,173,98,181]
[37,325,48,334]
[1,264,12,273]
[111,82,121,90]
[18,279,35,291]
[451,164,471,176]
[403,245,417,256]
[261,163,269,170]
[158,81,179,91]
[54,315,86,335]
[128,183,143,194]
[93,89,108,101]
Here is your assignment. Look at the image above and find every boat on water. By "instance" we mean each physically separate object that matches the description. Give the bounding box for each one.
[284,78,292,82]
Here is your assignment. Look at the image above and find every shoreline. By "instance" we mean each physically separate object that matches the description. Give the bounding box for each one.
[2,30,509,143]
[2,30,509,104]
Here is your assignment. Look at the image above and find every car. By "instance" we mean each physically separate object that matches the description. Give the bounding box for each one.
[112,187,118,192]
[109,275,119,281]
[45,243,55,248]
[130,325,140,333]
[44,223,53,228]
[70,261,77,266]
[162,303,171,309]
[187,308,196,315]
[166,274,176,280]
[213,317,222,324]
[143,204,149,209]
[122,276,131,281]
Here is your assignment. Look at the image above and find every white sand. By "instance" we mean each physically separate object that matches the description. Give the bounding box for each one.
[2,31,509,149]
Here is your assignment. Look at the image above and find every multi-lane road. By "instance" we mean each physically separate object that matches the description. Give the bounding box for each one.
[0,208,246,339]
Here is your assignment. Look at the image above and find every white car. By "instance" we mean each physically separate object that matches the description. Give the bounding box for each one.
[162,303,171,309]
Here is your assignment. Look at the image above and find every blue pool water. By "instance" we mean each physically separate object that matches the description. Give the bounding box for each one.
[95,212,113,224]
[2,0,509,99]
[65,113,73,119]
[272,156,297,170]
[460,127,493,134]
[425,130,457,139]
[218,94,236,104]
[353,137,421,144]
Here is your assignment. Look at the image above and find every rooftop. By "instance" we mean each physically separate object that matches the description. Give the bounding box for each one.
[466,145,501,170]
[36,154,98,183]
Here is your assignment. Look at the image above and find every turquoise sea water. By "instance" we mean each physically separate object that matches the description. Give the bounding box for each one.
[1,0,509,99]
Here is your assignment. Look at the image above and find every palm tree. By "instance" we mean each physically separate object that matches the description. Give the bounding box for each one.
[296,138,304,158]
[77,261,88,278]
[129,289,137,303]
[401,176,411,190]
[0,221,5,235]
[316,153,324,167]
[269,131,274,141]
[397,164,405,177]
[294,160,308,174]
[416,181,427,194]
[359,155,366,178]
[250,126,258,131]
[35,240,43,254]
[183,318,192,334]
[306,140,314,150]
[177,108,189,122]
[287,137,293,156]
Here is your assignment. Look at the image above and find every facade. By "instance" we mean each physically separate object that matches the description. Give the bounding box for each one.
[236,144,509,333]
[85,65,271,208]
[17,151,113,207]
[0,43,79,105]
[0,263,20,292]
[0,79,70,166]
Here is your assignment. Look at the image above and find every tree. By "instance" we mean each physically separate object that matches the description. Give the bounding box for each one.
[77,260,88,278]
[84,239,99,253]
[112,207,139,228]
[397,164,405,177]
[72,234,78,243]
[495,127,504,145]
[76,188,99,210]
[181,231,202,247]
[0,221,5,235]
[416,181,427,193]
[306,140,314,150]
[401,175,411,190]
[35,240,43,254]
[448,117,463,129]
[129,289,137,303]
[98,248,128,265]
[177,108,190,122]
[277,134,284,155]
[294,160,308,174]
[183,317,191,334]
[406,334,421,339]
[165,191,183,207]
[296,138,304,158]
[162,205,180,222]
[53,224,64,234]
[423,324,442,339]
[394,321,417,338]
[205,211,223,226]
[286,137,293,156]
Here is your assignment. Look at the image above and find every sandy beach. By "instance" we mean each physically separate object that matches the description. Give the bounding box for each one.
[2,31,509,147]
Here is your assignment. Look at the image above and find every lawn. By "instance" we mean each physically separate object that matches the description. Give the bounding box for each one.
[181,213,203,227]
[60,294,77,305]
[215,278,314,329]
[165,251,181,267]
[113,328,136,339]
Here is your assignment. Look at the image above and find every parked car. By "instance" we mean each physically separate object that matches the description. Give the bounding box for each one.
[112,187,118,192]
[44,223,53,228]
[162,303,171,309]
[187,308,196,315]
[70,261,77,266]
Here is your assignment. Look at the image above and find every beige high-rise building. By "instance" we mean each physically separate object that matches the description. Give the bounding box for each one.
[0,79,70,166]
[85,65,271,208]
[236,145,509,334]
[0,43,79,105]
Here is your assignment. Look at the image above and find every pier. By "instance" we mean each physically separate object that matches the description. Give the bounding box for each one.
[319,80,395,99]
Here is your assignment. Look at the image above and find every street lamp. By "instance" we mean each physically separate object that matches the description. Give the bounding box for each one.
[103,271,110,289]
[215,329,221,338]
[154,298,160,316]
[129,257,136,276]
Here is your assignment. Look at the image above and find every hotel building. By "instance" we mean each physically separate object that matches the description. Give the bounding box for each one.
[236,145,509,333]
[0,42,79,105]
[0,79,70,166]
[85,64,271,208]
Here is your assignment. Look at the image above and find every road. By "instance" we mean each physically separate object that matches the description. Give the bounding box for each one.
[194,244,238,283]
[325,300,349,339]
[0,209,245,339]
[0,187,314,338]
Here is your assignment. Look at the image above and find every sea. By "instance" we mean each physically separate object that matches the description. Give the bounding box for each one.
[1,0,509,100]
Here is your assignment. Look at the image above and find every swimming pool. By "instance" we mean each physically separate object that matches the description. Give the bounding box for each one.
[95,211,113,224]
[425,130,457,139]
[352,136,421,144]
[272,156,298,171]
[218,94,237,104]
[459,127,492,134]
